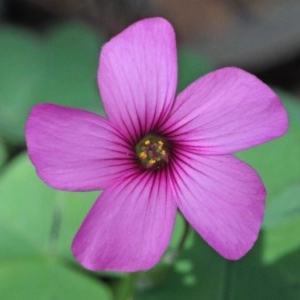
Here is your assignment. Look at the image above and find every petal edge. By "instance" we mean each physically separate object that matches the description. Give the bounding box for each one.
[162,67,288,155]
[26,103,134,191]
[173,152,265,259]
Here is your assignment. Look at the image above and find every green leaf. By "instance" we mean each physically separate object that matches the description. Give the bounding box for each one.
[177,48,212,93]
[0,23,105,145]
[274,249,300,288]
[0,154,55,258]
[227,238,300,300]
[0,138,6,167]
[0,153,97,260]
[0,221,39,261]
[262,184,300,264]
[264,184,300,228]
[135,234,227,300]
[55,189,99,261]
[0,259,112,300]
[0,26,42,144]
[263,214,300,264]
[136,233,300,300]
[37,23,105,115]
[0,154,112,298]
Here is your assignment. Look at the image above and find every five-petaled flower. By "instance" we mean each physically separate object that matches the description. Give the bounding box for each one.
[26,18,288,272]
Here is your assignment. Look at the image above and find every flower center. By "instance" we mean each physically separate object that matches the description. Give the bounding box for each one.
[136,134,169,169]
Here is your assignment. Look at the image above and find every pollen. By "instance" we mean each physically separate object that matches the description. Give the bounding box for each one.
[139,151,147,159]
[136,134,169,170]
[148,159,156,165]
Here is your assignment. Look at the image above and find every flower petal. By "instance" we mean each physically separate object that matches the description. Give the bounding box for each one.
[98,17,177,141]
[72,171,177,272]
[172,151,265,259]
[162,67,288,155]
[26,103,135,191]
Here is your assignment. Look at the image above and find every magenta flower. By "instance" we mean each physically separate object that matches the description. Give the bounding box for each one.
[26,17,288,272]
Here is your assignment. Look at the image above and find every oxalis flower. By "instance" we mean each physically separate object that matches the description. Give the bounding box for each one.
[26,17,288,272]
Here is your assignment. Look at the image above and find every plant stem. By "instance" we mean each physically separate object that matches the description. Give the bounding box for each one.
[116,272,139,300]
[177,218,191,254]
[165,217,191,264]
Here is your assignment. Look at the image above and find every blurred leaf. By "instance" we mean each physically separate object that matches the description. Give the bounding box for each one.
[0,154,111,298]
[263,214,300,264]
[264,184,300,228]
[0,221,39,261]
[135,234,227,300]
[275,249,300,287]
[0,154,54,258]
[228,238,300,300]
[177,48,212,93]
[37,23,105,115]
[0,153,97,260]
[56,190,99,261]
[0,26,42,144]
[0,259,112,300]
[262,184,300,262]
[136,233,300,300]
[0,139,6,167]
[0,23,105,145]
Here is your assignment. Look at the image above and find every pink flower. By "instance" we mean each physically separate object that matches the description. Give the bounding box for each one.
[26,17,288,272]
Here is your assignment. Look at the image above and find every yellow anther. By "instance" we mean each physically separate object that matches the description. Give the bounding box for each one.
[148,159,156,165]
[144,140,150,145]
[158,140,164,146]
[161,150,166,156]
[139,151,147,159]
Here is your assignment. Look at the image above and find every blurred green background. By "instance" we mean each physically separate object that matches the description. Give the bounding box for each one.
[0,0,300,299]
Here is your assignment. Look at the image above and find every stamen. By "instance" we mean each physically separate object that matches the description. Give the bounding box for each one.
[139,151,147,159]
[148,159,156,165]
[136,134,169,170]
